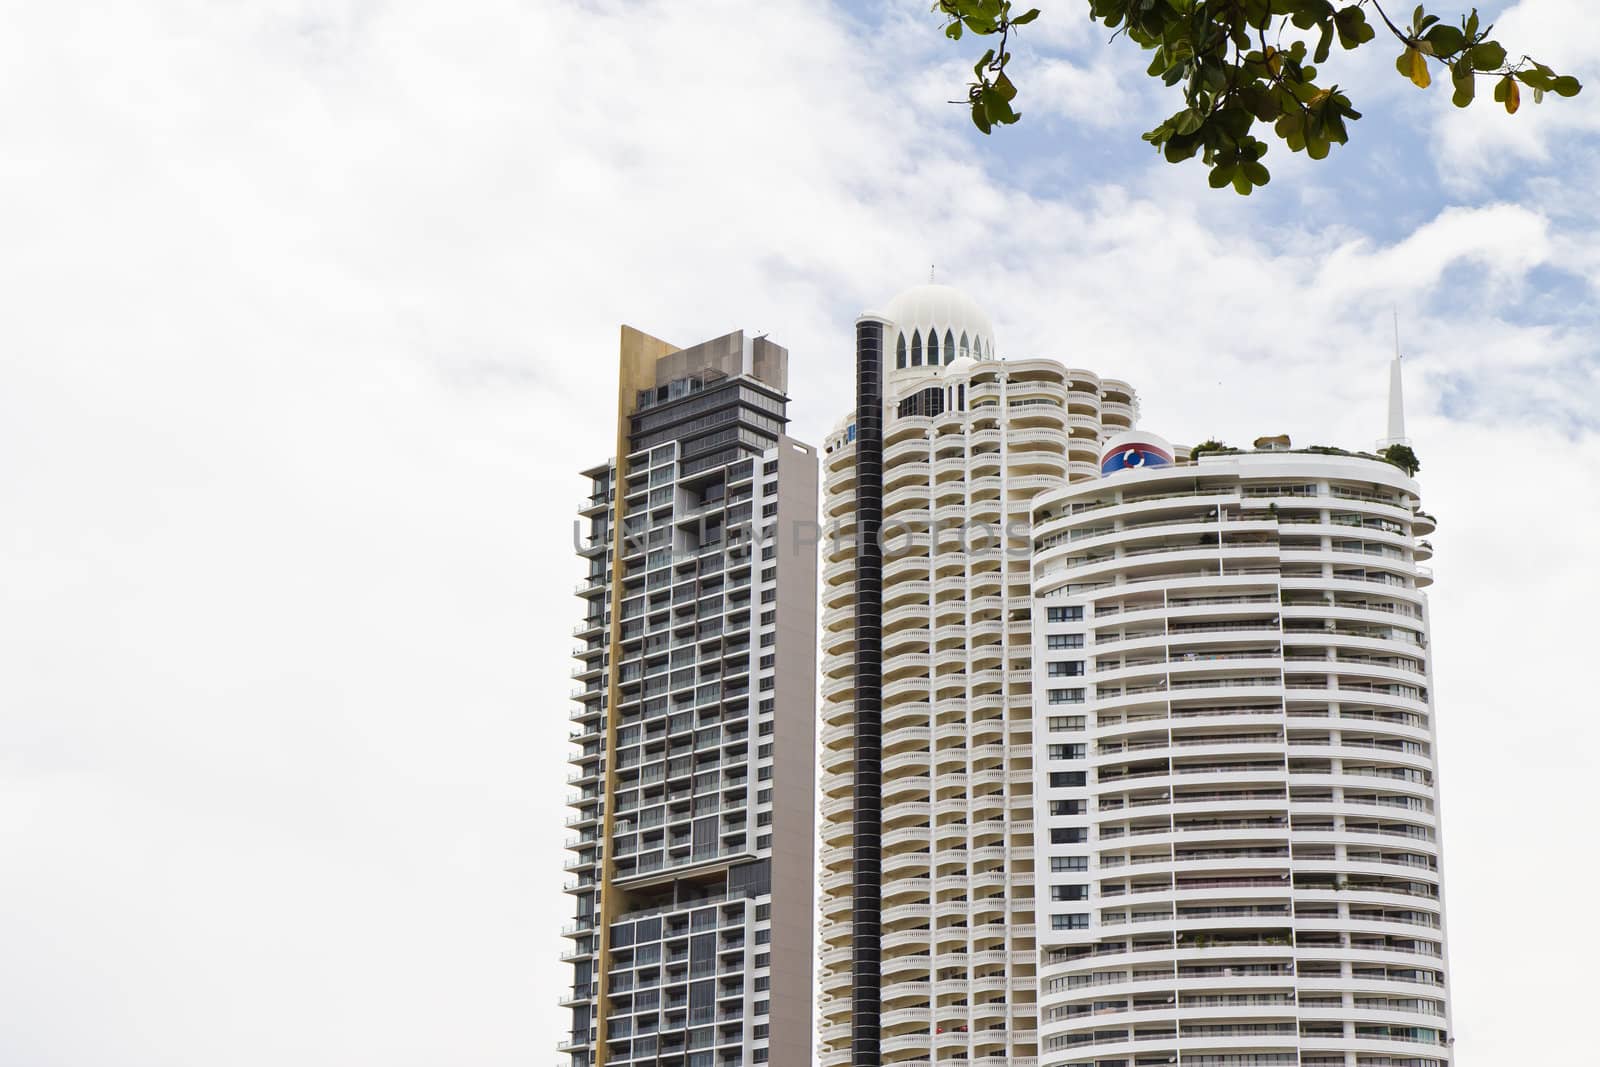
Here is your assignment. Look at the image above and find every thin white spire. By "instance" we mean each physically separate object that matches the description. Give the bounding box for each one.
[1384,309,1408,446]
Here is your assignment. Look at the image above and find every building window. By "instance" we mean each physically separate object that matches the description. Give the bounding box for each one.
[911,330,922,366]
[1047,634,1084,650]
[1049,827,1088,844]
[1046,605,1084,623]
[1051,913,1089,930]
[1050,884,1089,901]
[928,330,940,364]
[1049,799,1086,815]
[1047,688,1085,705]
[1049,772,1087,789]
[944,329,955,363]
[897,386,945,419]
[1048,744,1086,760]
[1047,715,1085,732]
[896,333,908,369]
[1047,661,1084,677]
[1050,856,1088,872]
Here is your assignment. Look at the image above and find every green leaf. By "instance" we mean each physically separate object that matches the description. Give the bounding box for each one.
[1333,6,1375,48]
[1275,111,1307,152]
[1451,64,1475,107]
[982,85,1018,125]
[1208,163,1236,189]
[1010,8,1040,26]
[1424,25,1465,57]
[1553,75,1583,98]
[1164,131,1203,162]
[1470,41,1507,69]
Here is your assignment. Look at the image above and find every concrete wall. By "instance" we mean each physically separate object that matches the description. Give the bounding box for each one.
[767,434,818,1067]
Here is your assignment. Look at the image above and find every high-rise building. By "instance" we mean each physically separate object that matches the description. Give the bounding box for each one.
[815,285,1141,1067]
[1027,431,1452,1067]
[564,327,819,1067]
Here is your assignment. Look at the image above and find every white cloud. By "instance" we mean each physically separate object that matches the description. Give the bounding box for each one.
[0,2,1595,1065]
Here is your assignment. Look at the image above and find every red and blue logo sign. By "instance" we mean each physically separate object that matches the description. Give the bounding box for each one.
[1101,440,1174,475]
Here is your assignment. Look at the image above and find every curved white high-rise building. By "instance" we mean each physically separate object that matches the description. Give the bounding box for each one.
[815,284,1141,1067]
[1028,441,1452,1067]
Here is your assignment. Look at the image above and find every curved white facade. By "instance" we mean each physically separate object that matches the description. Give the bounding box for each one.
[1028,451,1452,1067]
[815,318,1140,1067]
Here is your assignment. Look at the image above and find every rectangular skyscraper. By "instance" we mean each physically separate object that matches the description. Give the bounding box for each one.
[565,327,818,1067]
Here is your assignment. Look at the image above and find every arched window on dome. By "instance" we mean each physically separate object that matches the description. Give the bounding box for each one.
[910,330,922,366]
[896,333,907,369]
[927,330,940,365]
[959,331,969,359]
[944,329,955,364]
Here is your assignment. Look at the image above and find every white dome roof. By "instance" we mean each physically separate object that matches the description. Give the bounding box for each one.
[878,284,997,381]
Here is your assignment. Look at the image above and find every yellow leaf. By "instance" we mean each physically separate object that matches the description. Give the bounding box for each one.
[1505,78,1521,113]
[1409,48,1432,89]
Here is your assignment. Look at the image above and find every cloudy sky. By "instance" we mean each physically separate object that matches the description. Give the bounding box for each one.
[2,1,1596,1064]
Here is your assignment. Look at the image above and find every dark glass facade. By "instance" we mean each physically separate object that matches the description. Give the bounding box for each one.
[851,318,885,1067]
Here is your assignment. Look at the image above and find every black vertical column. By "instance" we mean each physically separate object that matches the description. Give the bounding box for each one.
[851,317,885,1067]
